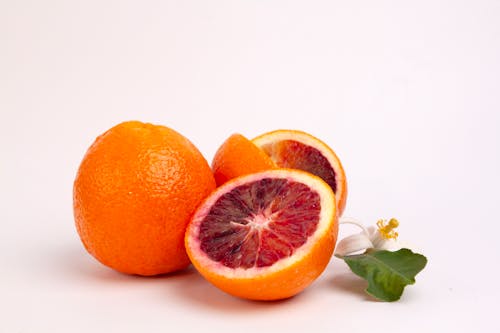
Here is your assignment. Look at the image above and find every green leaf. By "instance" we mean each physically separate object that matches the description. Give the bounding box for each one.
[341,248,427,302]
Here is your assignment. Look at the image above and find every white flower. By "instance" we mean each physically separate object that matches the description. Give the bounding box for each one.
[335,218,405,257]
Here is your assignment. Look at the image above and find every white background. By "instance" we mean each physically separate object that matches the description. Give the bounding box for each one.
[1,0,499,332]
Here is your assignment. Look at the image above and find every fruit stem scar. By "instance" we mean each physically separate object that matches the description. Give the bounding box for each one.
[377,218,399,240]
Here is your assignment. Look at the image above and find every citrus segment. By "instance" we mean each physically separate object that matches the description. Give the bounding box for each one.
[211,134,276,186]
[252,130,347,216]
[73,121,216,276]
[185,169,338,300]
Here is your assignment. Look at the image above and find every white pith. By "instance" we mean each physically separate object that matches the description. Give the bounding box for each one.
[186,169,336,279]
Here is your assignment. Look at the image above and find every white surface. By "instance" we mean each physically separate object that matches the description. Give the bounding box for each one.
[1,0,499,332]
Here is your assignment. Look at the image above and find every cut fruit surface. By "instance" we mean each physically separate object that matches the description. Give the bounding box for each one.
[185,169,338,301]
[252,130,347,216]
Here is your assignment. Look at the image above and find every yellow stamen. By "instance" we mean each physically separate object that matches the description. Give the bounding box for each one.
[377,218,399,239]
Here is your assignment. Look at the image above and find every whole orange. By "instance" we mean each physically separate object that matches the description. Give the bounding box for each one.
[73,121,216,276]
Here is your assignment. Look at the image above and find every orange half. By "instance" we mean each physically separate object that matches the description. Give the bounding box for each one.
[252,130,347,216]
[185,169,337,301]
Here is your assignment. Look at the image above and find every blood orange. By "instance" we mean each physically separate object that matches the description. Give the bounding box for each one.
[185,169,337,301]
[252,130,347,216]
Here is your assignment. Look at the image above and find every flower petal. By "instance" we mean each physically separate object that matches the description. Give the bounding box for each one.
[335,232,374,257]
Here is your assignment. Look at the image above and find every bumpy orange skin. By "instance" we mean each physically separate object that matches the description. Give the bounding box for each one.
[185,170,338,301]
[73,121,216,276]
[211,134,276,186]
